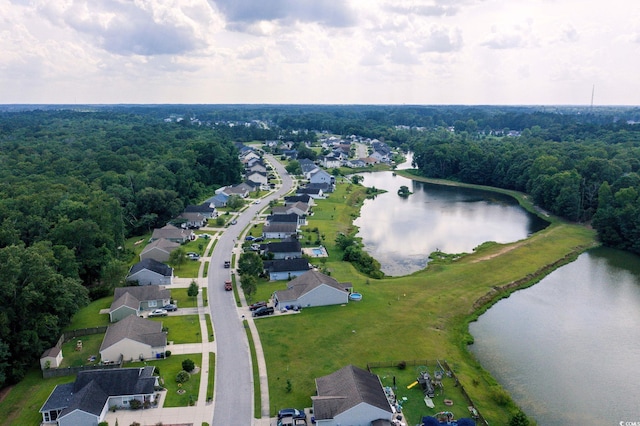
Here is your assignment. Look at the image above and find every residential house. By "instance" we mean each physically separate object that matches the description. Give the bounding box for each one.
[149,224,192,244]
[286,201,311,217]
[223,183,251,198]
[126,258,173,286]
[140,238,180,263]
[109,285,171,322]
[183,203,217,219]
[272,270,352,310]
[262,222,299,240]
[312,365,394,426]
[246,170,268,187]
[281,149,298,159]
[320,155,341,169]
[40,347,63,370]
[175,212,206,229]
[309,168,334,186]
[40,367,158,426]
[284,194,314,206]
[306,182,334,194]
[345,159,366,168]
[205,192,229,208]
[264,258,311,281]
[296,187,324,199]
[299,158,319,177]
[100,315,167,362]
[266,213,305,228]
[247,161,267,174]
[263,240,303,260]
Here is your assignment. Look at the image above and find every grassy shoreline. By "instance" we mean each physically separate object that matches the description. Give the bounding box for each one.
[256,170,598,424]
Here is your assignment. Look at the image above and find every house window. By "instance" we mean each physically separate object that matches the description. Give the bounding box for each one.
[148,300,157,307]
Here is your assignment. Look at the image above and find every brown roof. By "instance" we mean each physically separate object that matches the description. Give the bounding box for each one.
[313,365,392,421]
[100,315,166,352]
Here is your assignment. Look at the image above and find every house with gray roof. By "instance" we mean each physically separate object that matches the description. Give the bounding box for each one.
[126,258,173,286]
[140,238,180,263]
[149,224,192,244]
[109,286,171,322]
[262,222,299,240]
[40,366,158,426]
[284,194,314,206]
[184,203,217,219]
[175,212,206,228]
[272,270,352,310]
[312,365,393,426]
[263,240,302,260]
[264,258,312,281]
[100,315,167,363]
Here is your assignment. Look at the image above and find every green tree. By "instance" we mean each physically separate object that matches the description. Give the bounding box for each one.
[187,280,199,299]
[169,247,187,271]
[182,358,195,372]
[285,160,302,175]
[226,194,245,210]
[509,411,530,426]
[237,252,264,277]
[240,274,258,301]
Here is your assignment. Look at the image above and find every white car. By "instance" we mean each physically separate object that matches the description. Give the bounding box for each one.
[254,199,261,204]
[148,309,168,317]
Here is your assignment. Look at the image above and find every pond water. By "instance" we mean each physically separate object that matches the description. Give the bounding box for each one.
[469,247,640,425]
[354,172,548,276]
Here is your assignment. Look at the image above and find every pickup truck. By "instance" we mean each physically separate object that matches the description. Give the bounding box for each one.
[224,280,233,291]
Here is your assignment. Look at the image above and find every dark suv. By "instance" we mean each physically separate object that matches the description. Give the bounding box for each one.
[252,306,274,317]
[249,301,267,311]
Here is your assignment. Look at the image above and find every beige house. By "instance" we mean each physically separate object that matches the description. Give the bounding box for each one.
[40,347,63,370]
[100,315,167,362]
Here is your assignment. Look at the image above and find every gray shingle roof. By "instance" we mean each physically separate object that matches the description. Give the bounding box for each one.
[274,270,350,301]
[113,285,170,304]
[265,241,302,253]
[313,365,392,421]
[100,315,166,352]
[265,258,311,273]
[129,258,173,277]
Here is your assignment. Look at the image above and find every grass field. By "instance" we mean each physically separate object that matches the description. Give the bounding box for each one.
[255,177,597,424]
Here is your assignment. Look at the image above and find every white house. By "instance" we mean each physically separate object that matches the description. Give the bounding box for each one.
[272,270,352,310]
[262,222,299,240]
[312,365,394,426]
[100,315,167,362]
[309,168,334,185]
[264,258,312,281]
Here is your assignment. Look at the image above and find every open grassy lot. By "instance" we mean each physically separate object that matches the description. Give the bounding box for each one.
[148,315,202,344]
[0,369,73,425]
[171,256,201,278]
[64,296,112,330]
[255,177,597,424]
[125,353,202,407]
[172,286,199,308]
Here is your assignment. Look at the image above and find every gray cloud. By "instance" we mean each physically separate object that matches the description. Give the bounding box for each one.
[211,0,356,31]
[481,32,525,50]
[37,0,207,56]
[420,26,463,52]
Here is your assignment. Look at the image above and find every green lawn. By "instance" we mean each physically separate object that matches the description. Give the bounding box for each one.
[171,257,201,278]
[64,296,111,330]
[148,315,202,344]
[255,179,597,424]
[125,354,202,407]
[171,287,199,308]
[59,334,104,367]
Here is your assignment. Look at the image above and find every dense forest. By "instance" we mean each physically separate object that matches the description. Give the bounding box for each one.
[1,104,639,388]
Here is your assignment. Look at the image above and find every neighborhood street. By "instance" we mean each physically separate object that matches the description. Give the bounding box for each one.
[208,154,294,426]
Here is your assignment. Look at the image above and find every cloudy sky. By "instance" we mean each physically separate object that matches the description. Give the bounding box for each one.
[1,0,638,105]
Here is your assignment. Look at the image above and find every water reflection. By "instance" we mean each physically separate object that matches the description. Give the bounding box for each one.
[469,248,640,425]
[354,172,548,276]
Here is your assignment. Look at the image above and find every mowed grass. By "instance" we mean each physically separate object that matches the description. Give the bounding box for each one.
[148,315,202,344]
[125,353,202,407]
[64,296,111,330]
[256,179,597,424]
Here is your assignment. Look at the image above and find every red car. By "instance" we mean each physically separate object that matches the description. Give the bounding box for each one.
[224,280,232,291]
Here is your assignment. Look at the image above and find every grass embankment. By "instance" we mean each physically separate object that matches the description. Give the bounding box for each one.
[255,176,597,424]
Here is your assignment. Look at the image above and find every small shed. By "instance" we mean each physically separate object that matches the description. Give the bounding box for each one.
[40,347,63,369]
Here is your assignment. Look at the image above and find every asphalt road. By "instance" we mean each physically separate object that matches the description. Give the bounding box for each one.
[208,154,294,426]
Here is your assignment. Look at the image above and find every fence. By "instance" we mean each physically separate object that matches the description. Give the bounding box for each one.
[42,326,111,378]
[42,355,124,379]
[367,359,488,425]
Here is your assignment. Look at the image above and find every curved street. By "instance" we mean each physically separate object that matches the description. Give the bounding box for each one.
[208,154,294,426]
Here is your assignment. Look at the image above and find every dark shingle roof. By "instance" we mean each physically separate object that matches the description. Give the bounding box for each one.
[313,365,392,421]
[267,214,299,224]
[129,258,173,277]
[263,223,298,234]
[265,258,311,273]
[265,241,302,253]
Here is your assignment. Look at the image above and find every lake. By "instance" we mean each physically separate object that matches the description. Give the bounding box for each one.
[354,171,548,276]
[469,247,640,425]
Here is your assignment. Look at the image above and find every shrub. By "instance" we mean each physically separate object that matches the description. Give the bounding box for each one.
[490,386,512,406]
[397,361,407,370]
[182,359,195,372]
[176,370,190,384]
[98,422,108,426]
[129,399,142,410]
[164,350,171,358]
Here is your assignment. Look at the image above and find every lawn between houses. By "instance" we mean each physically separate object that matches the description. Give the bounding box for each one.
[253,176,597,425]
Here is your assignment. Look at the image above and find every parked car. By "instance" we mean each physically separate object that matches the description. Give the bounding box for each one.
[253,237,264,242]
[249,301,267,311]
[186,252,200,260]
[277,408,306,420]
[163,304,178,312]
[148,309,168,317]
[230,219,237,225]
[224,260,231,268]
[278,417,306,426]
[245,236,256,241]
[252,306,274,317]
[224,280,233,291]
[254,199,261,204]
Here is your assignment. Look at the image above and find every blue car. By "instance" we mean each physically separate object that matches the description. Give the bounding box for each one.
[277,408,305,420]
